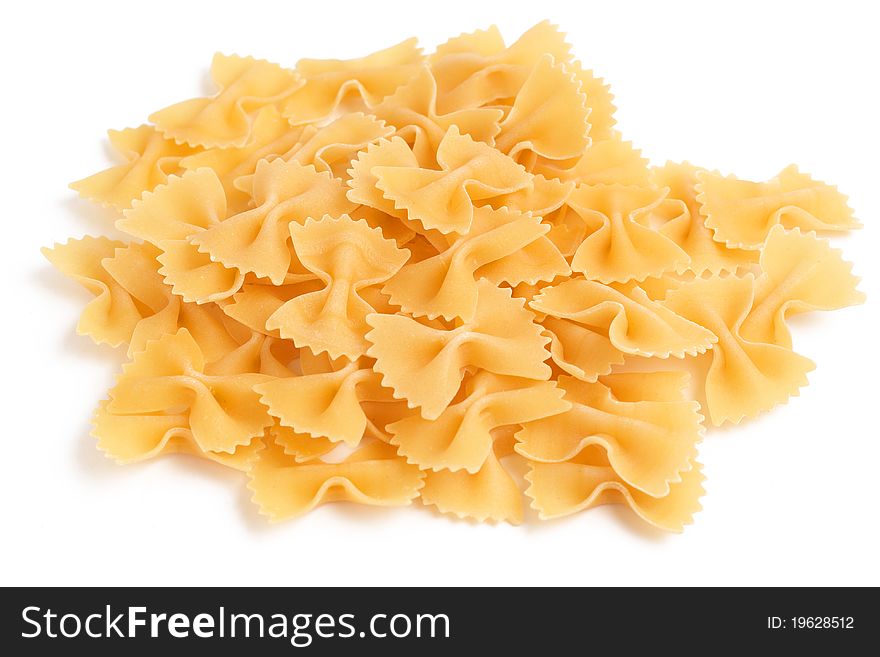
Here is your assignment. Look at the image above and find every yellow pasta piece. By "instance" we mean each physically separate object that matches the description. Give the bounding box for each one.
[373,125,533,235]
[697,164,860,249]
[532,278,716,381]
[42,236,151,348]
[266,215,409,359]
[222,276,322,337]
[430,21,572,113]
[525,451,705,531]
[516,374,702,497]
[118,168,244,303]
[255,359,394,446]
[100,329,272,456]
[570,63,616,141]
[651,161,758,275]
[485,173,574,217]
[382,205,568,322]
[388,372,570,473]
[282,39,423,125]
[568,183,690,282]
[494,54,590,162]
[70,125,198,210]
[739,225,864,346]
[151,54,301,148]
[274,113,394,179]
[271,422,336,463]
[373,65,503,165]
[663,275,815,425]
[94,399,266,468]
[191,158,355,285]
[367,279,551,419]
[420,446,524,524]
[247,440,425,520]
[179,107,305,209]
[347,136,420,220]
[533,133,649,186]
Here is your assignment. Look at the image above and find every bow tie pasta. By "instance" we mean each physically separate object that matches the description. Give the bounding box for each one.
[45,21,863,530]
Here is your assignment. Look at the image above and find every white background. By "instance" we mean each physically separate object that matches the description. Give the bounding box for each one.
[3,0,878,586]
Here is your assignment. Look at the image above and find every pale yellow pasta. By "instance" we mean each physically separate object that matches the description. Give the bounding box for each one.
[373,125,533,235]
[255,359,394,446]
[47,21,863,530]
[267,214,409,359]
[366,280,551,420]
[387,372,569,473]
[420,444,524,524]
[663,275,816,425]
[739,225,864,347]
[652,161,758,275]
[516,374,702,497]
[191,158,355,285]
[372,64,503,165]
[525,451,705,532]
[283,39,424,125]
[382,205,568,322]
[70,125,198,209]
[532,278,716,382]
[567,184,691,282]
[697,164,860,249]
[494,54,590,162]
[247,440,424,520]
[151,54,301,148]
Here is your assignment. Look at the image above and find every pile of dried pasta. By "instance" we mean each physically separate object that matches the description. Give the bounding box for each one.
[45,22,864,529]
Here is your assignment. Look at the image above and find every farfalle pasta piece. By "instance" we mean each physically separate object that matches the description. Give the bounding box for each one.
[697,164,860,249]
[104,329,273,453]
[191,158,355,285]
[118,168,244,303]
[372,65,503,166]
[373,125,533,234]
[652,162,758,275]
[531,278,715,381]
[282,39,424,125]
[255,359,394,446]
[568,183,690,282]
[366,280,551,419]
[739,225,864,347]
[280,113,394,179]
[270,423,336,463]
[388,372,569,473]
[525,450,704,531]
[516,374,702,497]
[150,54,301,148]
[70,125,198,210]
[430,21,572,113]
[93,400,265,469]
[494,54,590,162]
[347,136,420,219]
[222,276,322,336]
[247,440,424,520]
[534,135,649,186]
[571,64,616,141]
[42,236,149,348]
[266,215,409,359]
[485,173,574,217]
[44,237,242,360]
[179,106,304,209]
[663,275,815,425]
[382,205,568,322]
[420,444,524,524]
